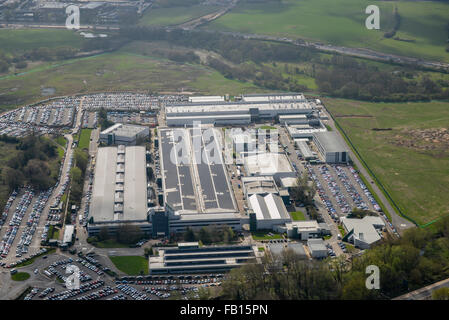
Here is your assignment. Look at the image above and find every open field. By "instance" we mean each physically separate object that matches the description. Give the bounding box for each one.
[325,98,449,226]
[208,0,449,62]
[0,42,265,112]
[139,5,221,26]
[109,256,149,275]
[0,29,83,54]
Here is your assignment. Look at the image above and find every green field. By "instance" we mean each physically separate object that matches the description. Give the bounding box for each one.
[139,5,221,26]
[91,239,129,248]
[78,129,92,150]
[208,0,449,62]
[251,231,283,240]
[0,29,83,54]
[325,98,449,225]
[11,272,30,281]
[109,256,149,275]
[0,42,266,112]
[290,211,306,221]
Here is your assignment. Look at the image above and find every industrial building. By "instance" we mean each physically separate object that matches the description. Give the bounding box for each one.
[283,221,322,240]
[242,176,279,198]
[158,128,241,233]
[88,145,149,235]
[99,123,149,146]
[165,93,315,126]
[248,193,292,230]
[148,242,258,274]
[307,238,328,259]
[313,132,350,163]
[243,152,296,184]
[268,243,307,259]
[287,124,327,139]
[294,139,316,160]
[341,216,385,249]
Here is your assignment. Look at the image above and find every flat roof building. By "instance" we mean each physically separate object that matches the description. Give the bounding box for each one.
[307,238,328,259]
[88,146,148,235]
[100,123,149,146]
[313,131,350,164]
[242,176,279,198]
[148,243,258,274]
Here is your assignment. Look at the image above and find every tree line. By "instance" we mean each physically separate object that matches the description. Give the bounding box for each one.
[215,216,449,300]
[1,135,58,192]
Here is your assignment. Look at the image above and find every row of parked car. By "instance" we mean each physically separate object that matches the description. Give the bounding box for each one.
[0,188,34,258]
[45,280,105,300]
[1,248,49,269]
[76,286,116,300]
[16,189,52,257]
[0,190,18,225]
[333,165,369,211]
[116,284,150,300]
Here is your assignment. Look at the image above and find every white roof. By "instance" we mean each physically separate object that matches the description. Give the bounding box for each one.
[249,193,291,221]
[244,153,293,175]
[63,225,74,244]
[341,216,384,245]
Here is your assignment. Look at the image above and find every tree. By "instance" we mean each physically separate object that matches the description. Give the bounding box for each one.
[98,226,109,241]
[3,167,24,190]
[183,227,196,242]
[116,224,143,244]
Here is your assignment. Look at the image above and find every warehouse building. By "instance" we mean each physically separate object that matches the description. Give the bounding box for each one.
[341,216,385,249]
[88,146,149,235]
[307,238,328,259]
[100,123,149,146]
[159,128,241,233]
[313,131,350,163]
[248,193,292,230]
[287,124,327,139]
[165,94,315,126]
[148,242,258,274]
[243,152,296,184]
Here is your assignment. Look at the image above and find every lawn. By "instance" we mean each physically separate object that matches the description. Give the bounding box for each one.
[109,256,149,275]
[251,231,283,240]
[325,98,449,226]
[208,0,449,62]
[11,272,30,281]
[290,211,306,221]
[78,129,92,150]
[91,239,129,249]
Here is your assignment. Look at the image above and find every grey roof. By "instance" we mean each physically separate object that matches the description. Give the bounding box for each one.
[268,243,285,256]
[307,238,327,252]
[90,146,147,223]
[249,193,291,221]
[313,132,348,153]
[287,243,307,256]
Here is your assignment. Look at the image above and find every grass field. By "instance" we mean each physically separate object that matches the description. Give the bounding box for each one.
[209,0,449,62]
[251,231,283,240]
[109,256,149,275]
[325,98,449,225]
[0,29,83,54]
[91,239,129,248]
[290,211,306,221]
[0,42,266,112]
[11,272,30,281]
[139,5,221,26]
[78,129,92,150]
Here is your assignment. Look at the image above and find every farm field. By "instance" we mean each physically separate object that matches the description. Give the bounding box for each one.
[139,4,221,26]
[325,98,449,226]
[208,0,449,62]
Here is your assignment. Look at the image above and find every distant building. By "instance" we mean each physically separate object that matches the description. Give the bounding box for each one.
[243,152,296,184]
[313,131,350,163]
[341,216,385,249]
[100,123,149,146]
[148,243,258,274]
[283,220,322,240]
[307,238,328,259]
